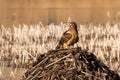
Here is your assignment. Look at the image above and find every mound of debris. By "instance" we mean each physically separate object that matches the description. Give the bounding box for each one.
[22,47,120,80]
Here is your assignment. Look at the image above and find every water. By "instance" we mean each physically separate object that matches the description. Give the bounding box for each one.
[0,0,120,27]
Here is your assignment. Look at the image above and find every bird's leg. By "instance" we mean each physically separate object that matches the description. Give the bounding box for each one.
[76,43,79,47]
[63,43,68,49]
[74,43,79,48]
[69,46,73,49]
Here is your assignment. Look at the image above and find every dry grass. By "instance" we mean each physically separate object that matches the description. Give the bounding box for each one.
[0,22,120,76]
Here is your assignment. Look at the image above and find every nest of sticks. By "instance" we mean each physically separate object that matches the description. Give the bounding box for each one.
[22,47,120,80]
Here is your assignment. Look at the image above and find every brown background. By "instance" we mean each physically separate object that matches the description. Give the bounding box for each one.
[0,0,120,27]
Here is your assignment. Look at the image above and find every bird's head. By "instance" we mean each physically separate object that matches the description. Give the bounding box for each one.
[69,22,78,31]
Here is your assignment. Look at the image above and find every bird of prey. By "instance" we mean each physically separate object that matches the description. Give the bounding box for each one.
[56,22,79,49]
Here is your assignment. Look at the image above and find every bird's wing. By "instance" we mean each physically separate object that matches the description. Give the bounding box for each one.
[59,30,72,45]
[74,35,79,43]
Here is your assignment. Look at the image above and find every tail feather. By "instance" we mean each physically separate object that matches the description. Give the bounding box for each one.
[56,45,60,49]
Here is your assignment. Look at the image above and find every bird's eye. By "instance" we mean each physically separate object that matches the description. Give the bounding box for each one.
[70,24,72,26]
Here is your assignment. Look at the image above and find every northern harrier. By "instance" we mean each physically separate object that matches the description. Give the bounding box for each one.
[56,22,79,49]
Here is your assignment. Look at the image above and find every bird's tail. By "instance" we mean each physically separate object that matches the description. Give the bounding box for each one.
[56,45,60,49]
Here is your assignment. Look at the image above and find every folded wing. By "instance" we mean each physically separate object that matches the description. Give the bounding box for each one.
[56,31,72,49]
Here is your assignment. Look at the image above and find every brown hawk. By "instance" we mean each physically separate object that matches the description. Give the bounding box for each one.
[56,22,79,49]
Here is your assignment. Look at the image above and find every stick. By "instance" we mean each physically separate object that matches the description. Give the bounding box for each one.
[45,53,72,68]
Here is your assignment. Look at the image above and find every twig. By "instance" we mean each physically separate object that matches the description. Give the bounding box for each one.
[45,53,72,68]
